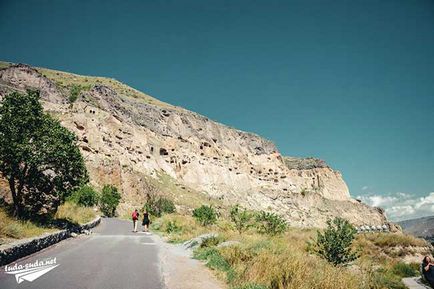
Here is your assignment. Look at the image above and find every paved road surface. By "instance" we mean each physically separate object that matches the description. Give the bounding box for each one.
[0,218,163,289]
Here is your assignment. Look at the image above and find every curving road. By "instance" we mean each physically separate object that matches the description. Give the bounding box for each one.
[0,218,163,289]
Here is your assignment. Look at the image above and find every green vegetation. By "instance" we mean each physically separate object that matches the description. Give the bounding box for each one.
[68,185,99,207]
[194,247,235,282]
[165,220,183,234]
[99,184,121,217]
[193,205,217,226]
[68,84,90,103]
[230,204,254,234]
[152,212,430,289]
[255,211,287,236]
[0,206,56,243]
[54,201,97,225]
[200,235,223,248]
[0,90,88,218]
[391,262,419,278]
[144,194,176,217]
[0,202,96,245]
[309,217,358,266]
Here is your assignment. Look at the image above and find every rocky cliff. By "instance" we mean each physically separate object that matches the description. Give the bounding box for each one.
[0,62,389,228]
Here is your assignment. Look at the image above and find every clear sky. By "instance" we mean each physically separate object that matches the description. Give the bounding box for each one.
[1,0,433,220]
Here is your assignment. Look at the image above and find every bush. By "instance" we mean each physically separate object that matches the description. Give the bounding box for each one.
[230,204,254,234]
[145,195,176,217]
[391,262,419,277]
[310,217,358,266]
[200,236,222,248]
[165,220,182,234]
[193,205,217,226]
[68,84,83,103]
[99,185,121,217]
[255,211,287,235]
[68,185,99,207]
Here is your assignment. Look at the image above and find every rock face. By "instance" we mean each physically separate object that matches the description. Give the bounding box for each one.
[0,62,389,228]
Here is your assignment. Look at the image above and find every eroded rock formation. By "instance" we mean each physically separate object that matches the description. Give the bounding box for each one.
[0,63,388,228]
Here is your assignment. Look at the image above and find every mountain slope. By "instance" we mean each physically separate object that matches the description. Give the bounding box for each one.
[398,215,434,243]
[0,62,390,228]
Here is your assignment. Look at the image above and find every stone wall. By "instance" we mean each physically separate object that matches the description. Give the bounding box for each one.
[0,216,100,266]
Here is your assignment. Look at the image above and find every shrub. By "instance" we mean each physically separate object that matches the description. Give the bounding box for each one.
[391,262,419,277]
[68,185,99,207]
[145,195,176,217]
[310,217,358,266]
[200,236,222,248]
[99,185,121,217]
[230,204,254,234]
[255,211,287,235]
[68,84,83,103]
[165,220,182,234]
[193,205,217,226]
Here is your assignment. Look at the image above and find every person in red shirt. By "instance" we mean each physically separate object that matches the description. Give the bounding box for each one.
[132,209,139,233]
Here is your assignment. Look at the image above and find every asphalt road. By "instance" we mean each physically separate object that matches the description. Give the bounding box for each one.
[0,218,163,289]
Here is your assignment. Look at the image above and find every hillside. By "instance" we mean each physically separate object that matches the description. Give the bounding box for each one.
[398,215,434,243]
[0,61,390,228]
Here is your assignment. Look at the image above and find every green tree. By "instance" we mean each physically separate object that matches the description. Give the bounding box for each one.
[310,217,358,266]
[144,194,176,217]
[192,205,217,226]
[99,184,121,217]
[0,90,88,218]
[68,185,99,207]
[255,211,287,235]
[230,204,254,234]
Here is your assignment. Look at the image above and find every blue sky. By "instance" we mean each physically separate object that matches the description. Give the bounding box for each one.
[1,0,433,220]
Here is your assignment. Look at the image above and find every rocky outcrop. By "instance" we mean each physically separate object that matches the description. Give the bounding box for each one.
[0,62,389,228]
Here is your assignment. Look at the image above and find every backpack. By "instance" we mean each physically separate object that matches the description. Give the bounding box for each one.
[132,211,138,220]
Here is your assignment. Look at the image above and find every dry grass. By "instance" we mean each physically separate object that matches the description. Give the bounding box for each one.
[36,65,173,109]
[154,171,222,212]
[218,235,361,289]
[355,232,431,262]
[55,202,97,225]
[153,213,429,289]
[0,202,97,245]
[359,232,428,248]
[0,208,56,245]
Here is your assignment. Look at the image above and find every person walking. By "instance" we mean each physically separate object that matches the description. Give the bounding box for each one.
[142,210,150,233]
[132,209,139,233]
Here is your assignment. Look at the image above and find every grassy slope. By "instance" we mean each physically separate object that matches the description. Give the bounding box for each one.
[0,60,174,109]
[0,203,96,246]
[152,213,431,289]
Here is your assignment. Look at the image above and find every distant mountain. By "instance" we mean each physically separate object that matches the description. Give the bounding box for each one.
[398,215,434,243]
